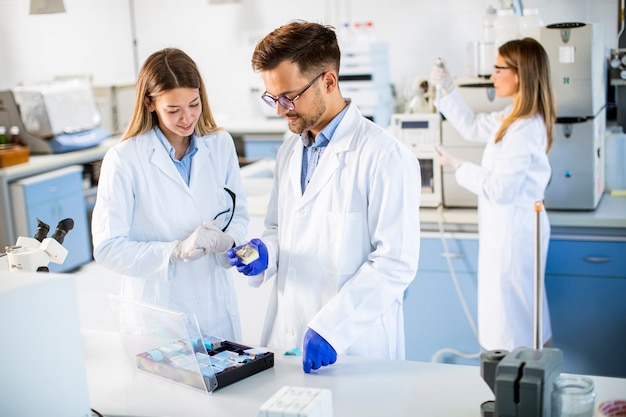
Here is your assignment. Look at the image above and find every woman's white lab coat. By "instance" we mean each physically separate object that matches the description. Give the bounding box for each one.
[437,89,552,351]
[249,103,422,359]
[91,129,248,341]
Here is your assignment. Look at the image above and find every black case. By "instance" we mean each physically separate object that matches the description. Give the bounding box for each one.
[203,340,274,390]
[136,339,274,392]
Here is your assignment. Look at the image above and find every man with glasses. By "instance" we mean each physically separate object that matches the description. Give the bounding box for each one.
[227,20,422,373]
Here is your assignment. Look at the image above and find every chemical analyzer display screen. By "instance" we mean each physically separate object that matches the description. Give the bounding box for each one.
[401,120,429,129]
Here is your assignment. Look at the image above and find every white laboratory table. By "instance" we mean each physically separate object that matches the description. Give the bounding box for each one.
[83,330,626,417]
[74,263,626,417]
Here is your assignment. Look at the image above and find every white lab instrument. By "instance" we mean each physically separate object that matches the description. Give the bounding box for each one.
[1,218,73,272]
[541,22,606,210]
[338,40,393,127]
[389,112,442,207]
[0,80,109,154]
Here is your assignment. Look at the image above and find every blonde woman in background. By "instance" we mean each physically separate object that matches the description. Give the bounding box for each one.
[431,37,556,351]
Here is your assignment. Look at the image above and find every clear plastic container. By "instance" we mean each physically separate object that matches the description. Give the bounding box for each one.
[483,5,497,43]
[519,8,543,41]
[494,8,519,49]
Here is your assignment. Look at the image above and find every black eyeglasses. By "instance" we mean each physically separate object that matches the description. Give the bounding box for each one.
[493,65,514,76]
[261,72,325,111]
[212,187,236,232]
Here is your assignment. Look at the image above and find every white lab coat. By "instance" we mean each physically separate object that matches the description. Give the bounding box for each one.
[91,129,249,341]
[437,89,552,351]
[249,103,422,359]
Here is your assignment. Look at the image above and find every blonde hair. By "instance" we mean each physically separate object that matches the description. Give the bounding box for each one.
[122,48,221,141]
[494,38,556,153]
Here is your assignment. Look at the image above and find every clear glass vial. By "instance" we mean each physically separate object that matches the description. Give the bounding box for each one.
[552,375,596,417]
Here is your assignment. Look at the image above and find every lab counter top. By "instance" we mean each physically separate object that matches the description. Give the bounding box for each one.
[0,136,119,180]
[83,329,626,417]
[419,194,626,238]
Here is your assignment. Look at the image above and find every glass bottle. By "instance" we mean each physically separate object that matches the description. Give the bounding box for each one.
[494,8,519,49]
[0,126,8,145]
[552,375,596,417]
[519,8,544,41]
[483,5,497,43]
[9,126,23,146]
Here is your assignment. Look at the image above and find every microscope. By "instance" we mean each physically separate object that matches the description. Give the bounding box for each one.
[479,202,564,417]
[0,218,74,272]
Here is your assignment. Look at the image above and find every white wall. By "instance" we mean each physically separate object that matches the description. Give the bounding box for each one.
[0,0,618,122]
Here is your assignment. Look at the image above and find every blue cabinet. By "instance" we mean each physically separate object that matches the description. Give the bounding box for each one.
[403,234,481,365]
[545,238,626,377]
[10,165,92,272]
[404,233,626,377]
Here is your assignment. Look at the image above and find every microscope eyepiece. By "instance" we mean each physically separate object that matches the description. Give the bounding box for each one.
[50,218,74,244]
[33,218,50,242]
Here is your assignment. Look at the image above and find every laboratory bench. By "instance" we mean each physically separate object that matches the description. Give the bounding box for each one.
[82,330,626,417]
[53,266,626,417]
[5,248,625,417]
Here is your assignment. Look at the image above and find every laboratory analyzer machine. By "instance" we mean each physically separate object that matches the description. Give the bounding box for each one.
[390,113,442,207]
[540,22,606,210]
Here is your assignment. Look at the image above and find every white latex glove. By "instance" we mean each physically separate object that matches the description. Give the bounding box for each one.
[429,57,455,97]
[171,221,235,262]
[434,145,464,170]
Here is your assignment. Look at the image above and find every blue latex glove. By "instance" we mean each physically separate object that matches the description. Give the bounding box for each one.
[302,328,337,373]
[226,238,269,276]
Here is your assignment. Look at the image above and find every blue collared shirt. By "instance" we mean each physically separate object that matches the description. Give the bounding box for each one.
[301,104,349,193]
[154,126,198,186]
